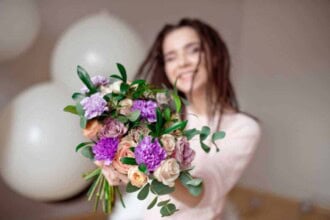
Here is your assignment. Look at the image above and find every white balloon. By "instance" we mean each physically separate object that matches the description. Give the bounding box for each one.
[0,82,95,201]
[0,0,41,62]
[51,11,145,91]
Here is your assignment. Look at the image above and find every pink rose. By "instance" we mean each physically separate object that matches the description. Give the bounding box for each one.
[112,139,136,174]
[174,137,195,169]
[98,118,128,138]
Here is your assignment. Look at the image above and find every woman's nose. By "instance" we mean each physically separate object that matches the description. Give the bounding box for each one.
[178,54,190,67]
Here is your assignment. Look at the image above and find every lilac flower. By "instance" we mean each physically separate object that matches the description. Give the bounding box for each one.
[174,137,195,169]
[98,118,128,138]
[80,93,108,119]
[134,136,166,172]
[131,100,157,123]
[80,75,110,93]
[93,137,119,165]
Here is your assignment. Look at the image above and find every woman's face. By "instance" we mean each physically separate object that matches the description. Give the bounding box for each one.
[162,27,208,96]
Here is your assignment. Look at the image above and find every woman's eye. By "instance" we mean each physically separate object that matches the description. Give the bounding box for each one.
[188,47,201,54]
[165,56,175,62]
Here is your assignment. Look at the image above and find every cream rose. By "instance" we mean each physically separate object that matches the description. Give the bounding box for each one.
[153,158,180,187]
[160,134,176,156]
[128,166,148,188]
[100,80,122,95]
[112,139,136,174]
[83,119,102,139]
[119,98,133,116]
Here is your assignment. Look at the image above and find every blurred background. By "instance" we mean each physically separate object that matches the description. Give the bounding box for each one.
[0,0,329,219]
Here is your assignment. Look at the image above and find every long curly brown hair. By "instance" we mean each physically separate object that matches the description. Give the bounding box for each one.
[135,18,240,130]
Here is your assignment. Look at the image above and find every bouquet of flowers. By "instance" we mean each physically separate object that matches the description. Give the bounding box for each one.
[63,63,225,217]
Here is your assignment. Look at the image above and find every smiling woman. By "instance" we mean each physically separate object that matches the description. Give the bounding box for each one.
[134,18,261,220]
[100,18,261,220]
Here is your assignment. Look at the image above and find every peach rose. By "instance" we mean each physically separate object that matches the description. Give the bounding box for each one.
[160,134,176,156]
[153,158,180,187]
[83,119,102,139]
[112,139,136,174]
[128,166,148,188]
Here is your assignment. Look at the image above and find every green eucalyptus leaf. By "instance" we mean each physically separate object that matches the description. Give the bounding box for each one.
[117,63,127,82]
[150,179,174,195]
[72,92,85,101]
[128,110,140,122]
[186,178,203,186]
[126,181,140,193]
[137,183,150,200]
[81,146,94,159]
[157,199,170,207]
[77,65,97,94]
[80,116,87,128]
[200,126,211,141]
[183,128,200,140]
[129,147,135,153]
[212,131,226,141]
[117,115,128,123]
[63,105,78,115]
[163,120,188,134]
[160,203,178,217]
[200,140,211,153]
[147,196,158,209]
[76,103,84,116]
[75,141,94,152]
[120,157,137,165]
[179,171,203,196]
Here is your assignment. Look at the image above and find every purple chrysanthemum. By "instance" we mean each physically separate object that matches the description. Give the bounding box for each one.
[93,137,119,165]
[80,93,108,119]
[134,136,166,172]
[131,100,157,123]
[80,75,110,93]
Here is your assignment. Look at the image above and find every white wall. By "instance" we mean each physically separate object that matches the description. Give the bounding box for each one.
[236,0,330,208]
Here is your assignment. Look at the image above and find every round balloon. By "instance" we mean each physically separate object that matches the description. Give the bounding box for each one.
[0,82,95,201]
[51,11,145,91]
[0,0,41,62]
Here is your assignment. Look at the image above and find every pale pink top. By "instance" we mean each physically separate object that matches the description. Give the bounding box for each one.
[143,108,261,220]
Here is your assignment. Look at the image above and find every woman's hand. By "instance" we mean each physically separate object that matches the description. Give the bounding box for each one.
[94,160,129,186]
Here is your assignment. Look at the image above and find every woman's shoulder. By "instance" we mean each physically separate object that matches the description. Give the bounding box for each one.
[222,111,261,137]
